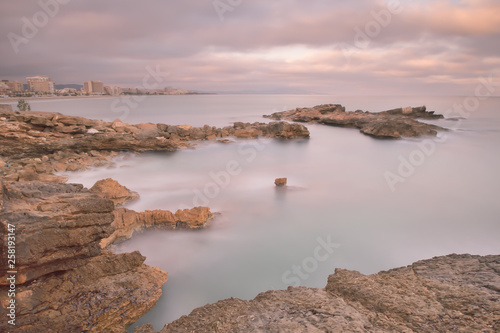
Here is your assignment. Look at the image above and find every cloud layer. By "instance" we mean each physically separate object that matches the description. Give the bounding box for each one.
[1,0,499,94]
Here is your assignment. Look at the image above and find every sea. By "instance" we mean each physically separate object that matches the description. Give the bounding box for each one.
[14,95,500,330]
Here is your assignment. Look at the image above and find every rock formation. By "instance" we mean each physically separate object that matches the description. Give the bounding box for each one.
[265,104,446,139]
[135,254,499,333]
[0,110,309,161]
[0,110,309,183]
[274,178,287,187]
[90,178,140,207]
[0,181,167,332]
[101,206,213,249]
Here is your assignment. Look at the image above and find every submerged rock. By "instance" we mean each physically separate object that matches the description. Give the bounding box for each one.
[136,254,500,333]
[265,104,445,139]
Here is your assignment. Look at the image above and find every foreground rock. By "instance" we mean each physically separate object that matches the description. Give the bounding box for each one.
[101,206,213,248]
[0,181,167,332]
[265,104,445,139]
[136,254,499,332]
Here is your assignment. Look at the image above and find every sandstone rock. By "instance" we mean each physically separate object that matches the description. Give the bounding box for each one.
[101,206,213,248]
[30,115,55,127]
[135,123,161,139]
[0,181,168,333]
[0,181,115,285]
[265,104,445,139]
[137,254,500,333]
[55,124,87,134]
[233,128,261,138]
[0,110,308,163]
[0,251,167,333]
[275,178,287,186]
[17,171,68,183]
[90,178,139,207]
[53,162,67,172]
[174,206,212,229]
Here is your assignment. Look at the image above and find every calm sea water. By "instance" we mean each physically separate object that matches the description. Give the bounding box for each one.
[30,95,500,329]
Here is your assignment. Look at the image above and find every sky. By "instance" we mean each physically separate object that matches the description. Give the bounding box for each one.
[1,0,499,95]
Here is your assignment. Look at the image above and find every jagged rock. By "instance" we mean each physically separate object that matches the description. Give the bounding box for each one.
[0,251,167,333]
[275,178,287,186]
[0,181,115,285]
[174,206,212,229]
[90,178,139,207]
[101,206,213,248]
[30,116,55,127]
[137,254,500,333]
[0,111,308,162]
[0,181,168,333]
[265,104,445,139]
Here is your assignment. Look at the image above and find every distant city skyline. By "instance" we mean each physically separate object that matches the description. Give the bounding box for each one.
[1,1,499,95]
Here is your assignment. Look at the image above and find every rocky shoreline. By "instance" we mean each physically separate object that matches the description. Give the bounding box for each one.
[134,254,500,332]
[0,109,309,332]
[1,107,497,332]
[265,104,446,139]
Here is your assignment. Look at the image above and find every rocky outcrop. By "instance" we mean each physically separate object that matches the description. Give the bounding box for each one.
[0,181,167,332]
[0,181,115,285]
[101,206,213,248]
[0,110,309,161]
[0,111,309,183]
[90,178,139,207]
[136,254,499,333]
[274,178,287,187]
[265,104,445,139]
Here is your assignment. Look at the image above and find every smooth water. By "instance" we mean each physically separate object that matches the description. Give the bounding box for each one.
[50,95,500,330]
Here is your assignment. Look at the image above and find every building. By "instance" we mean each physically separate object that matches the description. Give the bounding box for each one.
[0,80,25,95]
[83,80,105,94]
[26,76,55,94]
[0,81,9,95]
[2,80,24,93]
[104,85,122,96]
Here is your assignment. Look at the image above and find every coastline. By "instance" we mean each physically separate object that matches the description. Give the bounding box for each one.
[0,95,116,103]
[1,106,498,332]
[0,93,215,104]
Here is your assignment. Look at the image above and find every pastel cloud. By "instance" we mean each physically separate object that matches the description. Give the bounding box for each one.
[0,0,498,95]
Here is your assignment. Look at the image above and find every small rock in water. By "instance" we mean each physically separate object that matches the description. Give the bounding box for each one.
[275,178,287,187]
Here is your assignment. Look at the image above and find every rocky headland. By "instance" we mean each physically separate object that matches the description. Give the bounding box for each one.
[265,104,446,139]
[135,254,499,333]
